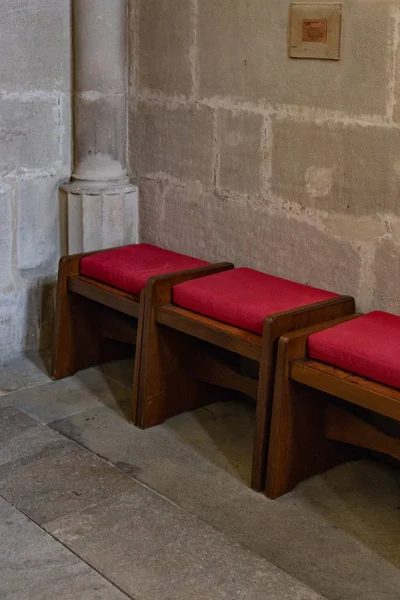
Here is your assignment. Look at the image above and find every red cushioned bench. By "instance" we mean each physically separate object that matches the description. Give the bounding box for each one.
[135,267,355,490]
[51,244,233,420]
[266,311,400,499]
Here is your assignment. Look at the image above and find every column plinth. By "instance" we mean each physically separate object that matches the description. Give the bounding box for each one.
[60,0,138,255]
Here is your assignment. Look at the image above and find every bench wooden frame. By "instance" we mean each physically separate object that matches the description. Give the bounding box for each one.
[266,315,400,499]
[51,249,234,419]
[135,275,355,491]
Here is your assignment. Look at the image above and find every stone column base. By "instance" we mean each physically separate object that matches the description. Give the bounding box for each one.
[59,180,139,255]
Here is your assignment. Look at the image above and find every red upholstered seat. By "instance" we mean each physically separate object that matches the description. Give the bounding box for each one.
[308,311,400,389]
[80,244,209,296]
[172,267,338,334]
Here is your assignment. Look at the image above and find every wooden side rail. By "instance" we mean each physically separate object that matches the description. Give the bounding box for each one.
[68,276,141,318]
[156,305,262,361]
[291,359,400,422]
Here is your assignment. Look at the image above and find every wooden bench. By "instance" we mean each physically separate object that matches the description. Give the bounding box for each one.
[266,311,400,499]
[135,267,355,490]
[51,243,233,422]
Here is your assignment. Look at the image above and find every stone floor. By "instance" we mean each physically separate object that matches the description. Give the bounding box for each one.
[0,354,399,599]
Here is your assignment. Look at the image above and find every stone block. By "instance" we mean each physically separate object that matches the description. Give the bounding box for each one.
[206,193,362,296]
[271,119,400,216]
[11,368,130,426]
[21,275,57,354]
[0,98,60,175]
[0,289,26,362]
[0,187,14,291]
[162,184,211,258]
[45,489,324,600]
[198,0,390,116]
[0,354,49,396]
[17,177,59,273]
[131,102,214,186]
[0,497,130,600]
[199,465,400,600]
[322,214,386,243]
[138,179,164,245]
[219,110,264,196]
[0,0,70,92]
[60,92,72,173]
[372,238,400,314]
[138,0,194,96]
[0,440,136,525]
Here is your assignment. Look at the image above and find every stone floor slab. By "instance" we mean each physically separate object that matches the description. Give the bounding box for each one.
[0,496,129,599]
[9,367,130,425]
[45,488,325,600]
[51,401,251,514]
[0,406,62,466]
[198,463,400,600]
[0,352,50,396]
[0,437,136,524]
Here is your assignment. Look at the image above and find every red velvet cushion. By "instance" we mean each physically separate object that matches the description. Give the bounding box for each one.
[80,244,209,295]
[308,311,400,389]
[172,267,338,334]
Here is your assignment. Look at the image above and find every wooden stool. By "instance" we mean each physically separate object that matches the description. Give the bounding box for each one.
[135,267,355,490]
[267,311,400,499]
[51,243,233,421]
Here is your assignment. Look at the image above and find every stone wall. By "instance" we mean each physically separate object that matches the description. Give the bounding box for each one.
[130,0,400,314]
[0,0,71,360]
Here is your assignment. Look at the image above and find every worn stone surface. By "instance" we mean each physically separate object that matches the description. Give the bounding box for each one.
[0,187,13,290]
[51,400,251,514]
[46,488,325,600]
[161,184,212,259]
[10,367,130,425]
[138,179,164,245]
[197,0,389,116]
[73,0,126,95]
[196,192,361,296]
[0,0,70,92]
[372,238,400,314]
[0,438,136,525]
[131,102,214,185]
[2,358,400,600]
[322,214,387,243]
[0,497,129,600]
[138,0,194,97]
[73,94,127,180]
[63,185,139,254]
[272,119,400,217]
[0,406,63,466]
[0,97,60,175]
[219,110,264,196]
[199,462,400,600]
[17,177,59,272]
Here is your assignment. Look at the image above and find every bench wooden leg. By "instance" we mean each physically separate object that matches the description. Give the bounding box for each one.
[266,334,357,499]
[51,256,131,380]
[136,316,199,428]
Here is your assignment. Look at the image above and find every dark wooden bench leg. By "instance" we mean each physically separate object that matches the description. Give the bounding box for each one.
[51,255,130,380]
[266,332,357,499]
[134,262,234,428]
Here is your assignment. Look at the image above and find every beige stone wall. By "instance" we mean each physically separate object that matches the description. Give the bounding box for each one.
[130,0,400,313]
[0,0,71,360]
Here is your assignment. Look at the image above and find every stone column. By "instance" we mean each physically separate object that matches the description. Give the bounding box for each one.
[60,0,138,254]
